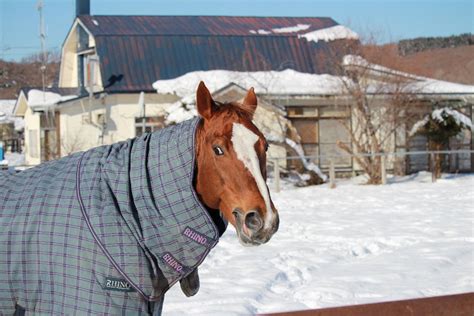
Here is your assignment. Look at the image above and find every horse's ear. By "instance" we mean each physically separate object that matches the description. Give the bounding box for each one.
[242,87,257,118]
[196,81,215,121]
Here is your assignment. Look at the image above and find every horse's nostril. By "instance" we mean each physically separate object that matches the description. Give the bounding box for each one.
[232,208,242,218]
[244,211,263,231]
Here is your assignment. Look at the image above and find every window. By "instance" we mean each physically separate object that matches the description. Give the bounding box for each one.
[82,54,100,92]
[135,116,165,136]
[287,106,318,118]
[28,129,38,158]
[319,119,351,167]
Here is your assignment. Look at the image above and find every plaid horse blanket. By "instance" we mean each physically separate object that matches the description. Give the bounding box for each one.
[0,118,226,315]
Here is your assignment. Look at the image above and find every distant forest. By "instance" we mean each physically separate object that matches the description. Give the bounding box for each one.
[398,33,473,56]
[0,51,60,99]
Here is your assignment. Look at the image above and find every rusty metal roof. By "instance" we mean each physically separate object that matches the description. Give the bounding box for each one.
[77,16,357,93]
[80,15,338,37]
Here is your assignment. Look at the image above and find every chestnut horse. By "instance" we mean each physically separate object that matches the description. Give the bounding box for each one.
[195,81,280,246]
[180,82,279,299]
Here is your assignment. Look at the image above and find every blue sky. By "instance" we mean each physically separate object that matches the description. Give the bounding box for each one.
[0,0,472,61]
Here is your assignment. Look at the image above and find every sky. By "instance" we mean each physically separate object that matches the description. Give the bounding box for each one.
[0,0,472,61]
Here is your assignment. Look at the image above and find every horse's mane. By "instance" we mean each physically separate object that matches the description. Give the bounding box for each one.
[213,101,254,120]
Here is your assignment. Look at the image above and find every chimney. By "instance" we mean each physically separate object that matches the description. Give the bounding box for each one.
[76,0,90,16]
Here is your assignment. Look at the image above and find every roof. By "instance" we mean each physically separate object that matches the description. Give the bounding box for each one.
[76,15,358,93]
[343,55,474,95]
[79,15,338,36]
[153,69,345,98]
[14,87,80,115]
[19,87,81,97]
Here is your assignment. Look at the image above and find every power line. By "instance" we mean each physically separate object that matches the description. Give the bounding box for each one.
[1,46,60,51]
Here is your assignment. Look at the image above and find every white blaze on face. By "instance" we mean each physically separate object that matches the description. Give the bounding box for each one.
[231,123,273,229]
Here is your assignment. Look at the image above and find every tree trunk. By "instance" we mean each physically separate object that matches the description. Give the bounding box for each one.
[429,142,443,179]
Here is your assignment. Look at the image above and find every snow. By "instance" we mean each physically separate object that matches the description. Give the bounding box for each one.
[164,101,197,124]
[409,116,430,137]
[249,29,271,35]
[27,89,77,110]
[153,69,345,97]
[153,59,474,103]
[343,55,474,94]
[414,80,474,94]
[409,107,473,136]
[285,138,328,181]
[3,152,25,166]
[298,25,359,43]
[162,172,473,315]
[431,108,473,128]
[0,100,24,131]
[272,24,311,34]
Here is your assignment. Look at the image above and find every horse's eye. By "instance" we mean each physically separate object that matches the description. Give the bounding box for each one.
[213,146,224,156]
[264,142,269,152]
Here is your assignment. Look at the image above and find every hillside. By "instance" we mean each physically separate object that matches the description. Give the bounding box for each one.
[0,59,59,99]
[362,43,474,86]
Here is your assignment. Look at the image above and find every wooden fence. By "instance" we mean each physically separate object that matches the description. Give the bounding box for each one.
[270,149,474,192]
[261,292,473,316]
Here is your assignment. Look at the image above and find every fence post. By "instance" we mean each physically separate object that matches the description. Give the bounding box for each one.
[329,160,336,189]
[430,153,436,183]
[273,159,280,193]
[381,155,387,185]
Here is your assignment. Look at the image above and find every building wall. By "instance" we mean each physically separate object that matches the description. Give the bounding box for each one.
[23,107,41,166]
[58,93,180,157]
[59,25,79,88]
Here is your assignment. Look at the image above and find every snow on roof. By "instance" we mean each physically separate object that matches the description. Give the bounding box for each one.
[153,69,345,98]
[249,29,272,35]
[408,78,474,94]
[0,100,24,131]
[298,25,359,43]
[27,89,77,110]
[343,55,474,94]
[153,57,474,103]
[272,24,311,33]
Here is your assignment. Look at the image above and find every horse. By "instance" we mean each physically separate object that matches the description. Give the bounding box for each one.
[0,81,279,315]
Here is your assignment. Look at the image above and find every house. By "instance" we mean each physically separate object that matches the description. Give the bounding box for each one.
[151,64,474,174]
[13,0,474,176]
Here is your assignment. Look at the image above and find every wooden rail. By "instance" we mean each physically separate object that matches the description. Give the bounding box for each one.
[260,292,473,316]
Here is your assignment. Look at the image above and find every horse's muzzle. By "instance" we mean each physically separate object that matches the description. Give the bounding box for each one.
[232,208,279,246]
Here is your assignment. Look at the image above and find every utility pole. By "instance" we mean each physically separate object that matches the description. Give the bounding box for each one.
[37,0,47,102]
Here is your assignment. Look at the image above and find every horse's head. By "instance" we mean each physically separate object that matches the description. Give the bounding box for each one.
[194,82,279,246]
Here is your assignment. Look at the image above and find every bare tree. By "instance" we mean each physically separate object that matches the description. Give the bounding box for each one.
[61,131,86,156]
[338,64,417,184]
[332,50,423,184]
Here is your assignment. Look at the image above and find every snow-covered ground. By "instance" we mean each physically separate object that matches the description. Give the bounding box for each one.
[3,152,25,167]
[162,172,473,315]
